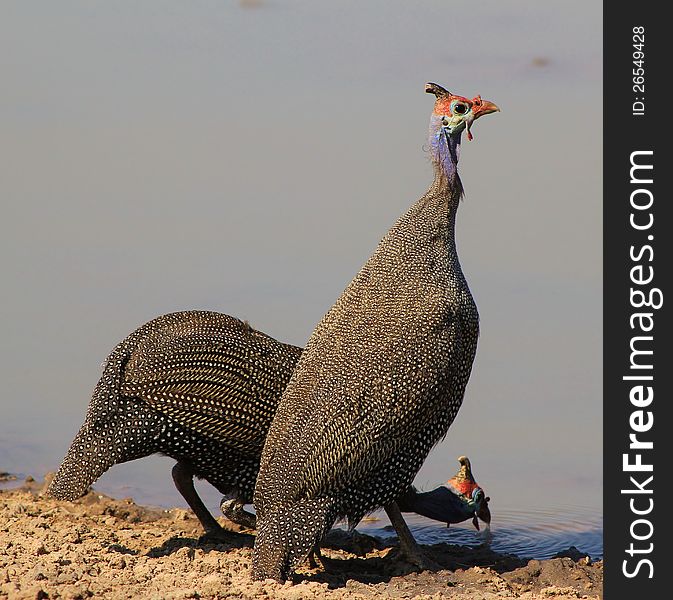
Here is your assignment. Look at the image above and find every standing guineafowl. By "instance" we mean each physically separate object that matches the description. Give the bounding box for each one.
[48,311,302,539]
[253,83,499,580]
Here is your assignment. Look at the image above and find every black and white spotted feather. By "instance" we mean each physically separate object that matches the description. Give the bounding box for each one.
[48,311,301,514]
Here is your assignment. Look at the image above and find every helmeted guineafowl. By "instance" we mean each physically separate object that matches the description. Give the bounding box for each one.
[47,311,302,538]
[253,83,499,580]
[397,456,491,531]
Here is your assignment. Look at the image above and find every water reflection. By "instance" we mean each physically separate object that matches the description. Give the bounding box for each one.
[358,505,603,560]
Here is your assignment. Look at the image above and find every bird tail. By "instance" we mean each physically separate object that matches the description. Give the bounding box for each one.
[48,343,158,500]
[47,415,118,500]
[252,497,337,581]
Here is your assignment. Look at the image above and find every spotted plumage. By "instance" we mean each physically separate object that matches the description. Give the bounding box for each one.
[47,311,302,536]
[48,308,477,541]
[253,83,499,581]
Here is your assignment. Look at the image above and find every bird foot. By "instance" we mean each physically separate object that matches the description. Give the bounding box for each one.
[384,501,441,571]
[227,511,256,530]
[197,526,237,545]
[394,547,441,571]
[220,497,257,530]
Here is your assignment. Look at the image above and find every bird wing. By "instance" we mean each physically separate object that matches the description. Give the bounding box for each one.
[119,311,300,453]
[259,307,467,505]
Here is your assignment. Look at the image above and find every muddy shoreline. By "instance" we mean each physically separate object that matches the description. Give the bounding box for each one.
[0,475,602,599]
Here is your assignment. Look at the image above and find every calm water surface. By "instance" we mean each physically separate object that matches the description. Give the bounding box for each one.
[1,1,602,560]
[362,506,603,561]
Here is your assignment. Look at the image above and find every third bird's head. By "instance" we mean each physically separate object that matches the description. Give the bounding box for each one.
[425,82,499,167]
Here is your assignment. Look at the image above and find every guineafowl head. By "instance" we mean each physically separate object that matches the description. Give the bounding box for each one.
[426,82,499,142]
[425,83,499,175]
[447,455,491,530]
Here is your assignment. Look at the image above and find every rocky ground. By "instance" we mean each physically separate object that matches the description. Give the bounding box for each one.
[0,475,602,599]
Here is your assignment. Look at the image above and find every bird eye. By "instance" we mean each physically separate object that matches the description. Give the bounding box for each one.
[453,103,468,115]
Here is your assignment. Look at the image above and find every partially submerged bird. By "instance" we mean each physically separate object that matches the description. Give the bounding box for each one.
[47,311,302,537]
[253,83,499,581]
[398,456,491,531]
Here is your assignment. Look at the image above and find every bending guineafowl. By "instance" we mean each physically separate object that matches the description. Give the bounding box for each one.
[398,456,491,531]
[48,311,302,538]
[253,83,499,580]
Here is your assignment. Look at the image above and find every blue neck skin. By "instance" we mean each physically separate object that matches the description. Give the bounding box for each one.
[424,115,466,273]
[428,115,462,192]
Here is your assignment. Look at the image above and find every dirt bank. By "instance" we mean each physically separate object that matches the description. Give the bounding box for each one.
[0,476,602,599]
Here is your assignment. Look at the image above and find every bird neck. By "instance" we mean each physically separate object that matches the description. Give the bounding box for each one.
[428,128,464,237]
[422,130,464,263]
[391,174,463,283]
[429,121,463,188]
[397,485,474,525]
[363,127,466,279]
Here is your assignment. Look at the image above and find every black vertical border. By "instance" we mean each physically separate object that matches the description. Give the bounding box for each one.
[604,2,671,598]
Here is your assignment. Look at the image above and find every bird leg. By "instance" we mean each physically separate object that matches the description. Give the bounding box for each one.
[219,496,257,530]
[171,461,231,542]
[384,501,439,570]
[307,544,324,569]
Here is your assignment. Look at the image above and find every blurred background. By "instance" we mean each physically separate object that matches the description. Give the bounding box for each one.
[1,1,601,558]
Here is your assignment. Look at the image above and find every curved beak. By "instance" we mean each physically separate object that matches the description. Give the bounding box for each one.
[476,497,492,528]
[465,98,499,141]
[472,99,500,120]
